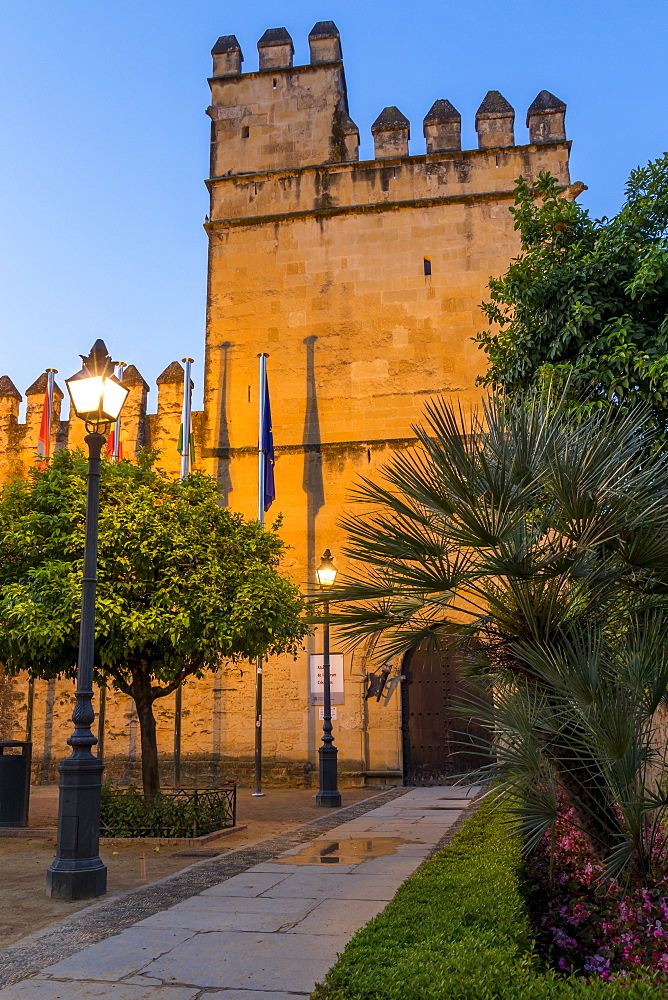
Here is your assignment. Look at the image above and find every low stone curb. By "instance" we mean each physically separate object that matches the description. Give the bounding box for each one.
[0,828,56,839]
[100,823,248,847]
[0,786,407,988]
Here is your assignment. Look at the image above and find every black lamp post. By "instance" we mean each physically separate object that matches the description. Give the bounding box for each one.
[47,340,129,900]
[315,549,342,808]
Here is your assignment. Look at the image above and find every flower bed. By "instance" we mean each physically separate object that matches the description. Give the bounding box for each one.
[312,801,661,1000]
[100,785,236,838]
[527,807,668,983]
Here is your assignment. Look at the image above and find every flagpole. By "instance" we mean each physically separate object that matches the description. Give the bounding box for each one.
[174,358,194,790]
[180,358,194,480]
[111,364,126,462]
[40,369,57,458]
[46,370,56,456]
[253,353,269,797]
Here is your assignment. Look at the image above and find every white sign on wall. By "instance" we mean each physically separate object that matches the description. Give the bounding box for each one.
[318,706,337,720]
[309,654,345,706]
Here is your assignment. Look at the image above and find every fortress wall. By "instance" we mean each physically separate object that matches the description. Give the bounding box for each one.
[0,21,579,787]
[0,365,203,485]
[208,143,571,224]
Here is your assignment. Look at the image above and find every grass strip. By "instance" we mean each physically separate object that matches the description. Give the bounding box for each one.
[312,801,663,999]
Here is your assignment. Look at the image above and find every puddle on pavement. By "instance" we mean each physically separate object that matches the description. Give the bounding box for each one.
[273,837,416,865]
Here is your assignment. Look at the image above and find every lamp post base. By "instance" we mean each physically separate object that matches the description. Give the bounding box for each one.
[315,788,342,808]
[46,861,107,901]
[316,745,341,808]
[46,753,107,900]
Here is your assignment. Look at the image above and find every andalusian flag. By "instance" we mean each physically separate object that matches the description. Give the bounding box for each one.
[177,416,195,467]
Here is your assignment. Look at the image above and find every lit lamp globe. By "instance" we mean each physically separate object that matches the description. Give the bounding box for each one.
[65,340,128,426]
[316,549,337,588]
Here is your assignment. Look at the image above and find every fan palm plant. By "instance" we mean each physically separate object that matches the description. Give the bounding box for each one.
[326,388,668,881]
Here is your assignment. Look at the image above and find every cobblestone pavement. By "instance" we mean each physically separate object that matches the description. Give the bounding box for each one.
[0,787,480,999]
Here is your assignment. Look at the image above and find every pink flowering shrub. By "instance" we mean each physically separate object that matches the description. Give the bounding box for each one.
[533,807,668,982]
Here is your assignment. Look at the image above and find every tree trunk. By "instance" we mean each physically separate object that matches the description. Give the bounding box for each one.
[552,757,621,863]
[132,674,161,799]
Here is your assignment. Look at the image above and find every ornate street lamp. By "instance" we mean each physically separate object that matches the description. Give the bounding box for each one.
[315,549,342,807]
[47,340,129,900]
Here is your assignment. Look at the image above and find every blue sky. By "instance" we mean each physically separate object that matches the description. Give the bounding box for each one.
[1,1,666,413]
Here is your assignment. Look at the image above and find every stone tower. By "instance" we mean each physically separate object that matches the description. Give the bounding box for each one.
[200,21,576,783]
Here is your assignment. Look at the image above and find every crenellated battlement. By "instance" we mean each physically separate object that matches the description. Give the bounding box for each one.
[0,361,203,483]
[207,20,568,180]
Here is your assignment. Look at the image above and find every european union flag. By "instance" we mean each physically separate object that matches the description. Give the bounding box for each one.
[262,375,275,512]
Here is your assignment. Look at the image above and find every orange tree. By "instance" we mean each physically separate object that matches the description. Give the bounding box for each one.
[477,154,668,434]
[0,450,308,797]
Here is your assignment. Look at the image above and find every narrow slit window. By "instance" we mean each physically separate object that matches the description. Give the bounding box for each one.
[367,448,371,463]
[272,78,277,89]
[423,257,432,276]
[241,125,250,139]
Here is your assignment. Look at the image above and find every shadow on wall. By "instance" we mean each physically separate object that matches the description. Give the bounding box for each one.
[302,334,325,584]
[303,336,325,758]
[216,341,233,505]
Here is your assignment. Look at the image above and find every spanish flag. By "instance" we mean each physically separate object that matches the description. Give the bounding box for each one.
[106,428,123,460]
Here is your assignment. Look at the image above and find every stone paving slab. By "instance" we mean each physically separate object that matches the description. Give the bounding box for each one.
[41,928,197,983]
[134,896,318,933]
[286,897,387,936]
[0,786,482,999]
[197,871,292,896]
[140,930,351,993]
[346,854,425,876]
[255,871,352,899]
[250,861,359,874]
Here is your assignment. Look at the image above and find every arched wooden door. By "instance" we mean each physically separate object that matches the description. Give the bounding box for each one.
[401,637,492,785]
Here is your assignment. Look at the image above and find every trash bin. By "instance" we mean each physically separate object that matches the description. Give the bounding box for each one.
[0,741,32,827]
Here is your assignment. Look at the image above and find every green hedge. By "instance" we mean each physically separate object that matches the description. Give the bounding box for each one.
[312,803,663,1000]
[100,785,236,838]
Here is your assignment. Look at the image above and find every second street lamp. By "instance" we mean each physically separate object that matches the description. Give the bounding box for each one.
[315,549,342,808]
[47,340,129,900]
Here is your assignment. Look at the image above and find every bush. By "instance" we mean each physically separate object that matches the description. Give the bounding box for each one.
[528,805,668,981]
[312,804,664,1000]
[100,785,236,838]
